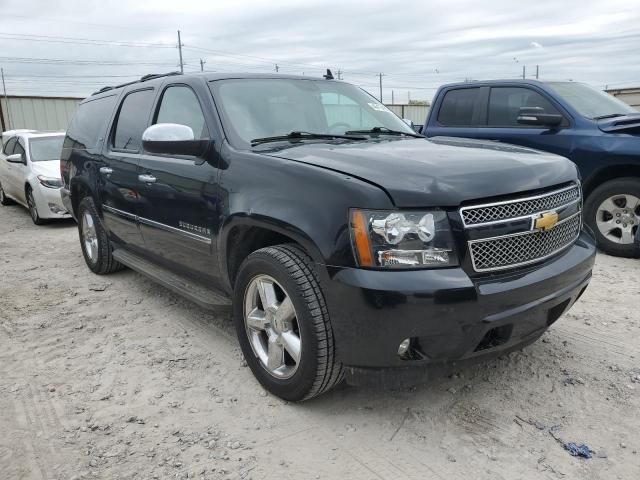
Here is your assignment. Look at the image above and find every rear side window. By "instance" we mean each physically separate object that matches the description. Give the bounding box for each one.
[113,89,155,151]
[155,86,209,139]
[66,95,117,150]
[2,137,17,155]
[488,87,562,127]
[437,88,480,126]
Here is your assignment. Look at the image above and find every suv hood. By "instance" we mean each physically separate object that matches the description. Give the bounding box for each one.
[264,136,578,207]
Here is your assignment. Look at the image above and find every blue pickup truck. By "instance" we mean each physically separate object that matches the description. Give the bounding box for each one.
[423,80,640,257]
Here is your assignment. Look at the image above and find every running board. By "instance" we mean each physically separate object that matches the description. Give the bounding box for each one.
[113,249,231,312]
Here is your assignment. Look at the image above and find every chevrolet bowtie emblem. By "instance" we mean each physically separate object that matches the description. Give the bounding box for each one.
[534,211,559,231]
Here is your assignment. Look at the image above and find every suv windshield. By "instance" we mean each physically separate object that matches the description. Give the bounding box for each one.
[209,78,416,147]
[546,82,637,120]
[29,136,65,162]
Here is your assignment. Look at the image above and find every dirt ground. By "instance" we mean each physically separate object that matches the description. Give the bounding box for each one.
[0,203,638,480]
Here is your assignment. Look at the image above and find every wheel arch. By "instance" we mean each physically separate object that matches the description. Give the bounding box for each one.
[583,165,640,199]
[219,215,326,293]
[69,177,95,219]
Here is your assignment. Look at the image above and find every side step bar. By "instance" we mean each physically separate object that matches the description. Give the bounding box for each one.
[113,249,231,312]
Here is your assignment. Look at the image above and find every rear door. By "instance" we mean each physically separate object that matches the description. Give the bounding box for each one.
[425,86,486,138]
[466,86,574,157]
[0,136,18,198]
[100,88,156,249]
[136,82,222,283]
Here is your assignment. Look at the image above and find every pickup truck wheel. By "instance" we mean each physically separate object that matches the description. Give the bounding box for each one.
[233,244,343,401]
[0,182,15,206]
[584,178,640,258]
[77,197,125,274]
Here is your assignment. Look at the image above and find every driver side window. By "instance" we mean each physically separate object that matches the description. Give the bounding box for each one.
[488,87,564,127]
[320,92,379,131]
[3,137,17,155]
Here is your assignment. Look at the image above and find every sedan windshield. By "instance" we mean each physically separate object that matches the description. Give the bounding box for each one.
[546,82,637,120]
[29,136,65,162]
[209,78,416,148]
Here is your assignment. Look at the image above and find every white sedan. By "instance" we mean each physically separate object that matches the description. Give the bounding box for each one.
[0,130,71,224]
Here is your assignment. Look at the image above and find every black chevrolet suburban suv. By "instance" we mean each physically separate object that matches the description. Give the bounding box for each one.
[61,72,596,401]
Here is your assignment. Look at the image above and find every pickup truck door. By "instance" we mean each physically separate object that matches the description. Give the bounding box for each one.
[99,88,155,249]
[461,86,574,158]
[135,83,222,285]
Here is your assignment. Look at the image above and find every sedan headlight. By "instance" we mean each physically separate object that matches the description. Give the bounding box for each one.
[350,209,458,268]
[37,175,63,189]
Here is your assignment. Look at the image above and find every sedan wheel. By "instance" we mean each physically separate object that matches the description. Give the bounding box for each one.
[244,274,302,379]
[595,194,640,245]
[26,188,44,225]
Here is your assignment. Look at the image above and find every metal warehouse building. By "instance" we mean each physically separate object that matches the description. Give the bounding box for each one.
[0,95,82,132]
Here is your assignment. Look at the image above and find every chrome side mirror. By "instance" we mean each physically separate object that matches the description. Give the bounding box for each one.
[142,123,208,156]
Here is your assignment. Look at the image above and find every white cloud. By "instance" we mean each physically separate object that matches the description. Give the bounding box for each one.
[531,42,543,49]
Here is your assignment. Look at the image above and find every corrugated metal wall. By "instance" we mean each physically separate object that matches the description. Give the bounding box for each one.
[0,96,82,132]
[606,88,640,109]
[385,104,430,125]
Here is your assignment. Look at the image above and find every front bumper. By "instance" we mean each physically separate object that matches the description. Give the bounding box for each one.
[32,184,71,219]
[323,229,596,382]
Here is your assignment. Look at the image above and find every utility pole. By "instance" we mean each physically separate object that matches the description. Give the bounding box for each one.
[408,91,411,103]
[522,65,526,79]
[177,30,184,74]
[1,68,11,130]
[535,65,539,79]
[336,69,343,80]
[378,73,384,102]
[275,64,279,73]
[391,90,395,104]
[200,59,206,72]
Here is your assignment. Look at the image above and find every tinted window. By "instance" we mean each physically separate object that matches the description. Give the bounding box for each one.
[437,88,480,126]
[113,89,155,151]
[488,87,561,126]
[3,137,17,155]
[155,86,209,140]
[14,140,25,159]
[29,136,65,162]
[66,95,117,150]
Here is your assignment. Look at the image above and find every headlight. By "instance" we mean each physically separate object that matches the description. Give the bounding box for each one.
[350,209,458,268]
[37,175,63,189]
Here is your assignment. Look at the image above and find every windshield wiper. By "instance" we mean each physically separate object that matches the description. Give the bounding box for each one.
[251,131,367,146]
[344,126,424,138]
[592,113,627,120]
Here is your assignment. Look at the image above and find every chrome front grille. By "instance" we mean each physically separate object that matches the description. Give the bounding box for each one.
[469,213,581,272]
[461,183,582,272]
[461,184,581,226]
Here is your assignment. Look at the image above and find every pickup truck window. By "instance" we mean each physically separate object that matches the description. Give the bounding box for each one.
[437,88,481,126]
[210,78,414,147]
[113,89,155,151]
[546,82,637,119]
[156,86,209,140]
[488,87,562,127]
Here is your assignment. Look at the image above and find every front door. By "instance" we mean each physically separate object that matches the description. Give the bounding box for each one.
[136,83,221,283]
[9,138,29,204]
[99,88,156,249]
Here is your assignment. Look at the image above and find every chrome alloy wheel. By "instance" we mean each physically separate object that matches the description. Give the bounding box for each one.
[596,194,640,244]
[243,274,302,379]
[81,210,99,263]
[26,189,38,221]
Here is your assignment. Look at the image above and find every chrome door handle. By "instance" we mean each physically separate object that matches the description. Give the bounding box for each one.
[138,174,156,184]
[99,167,113,175]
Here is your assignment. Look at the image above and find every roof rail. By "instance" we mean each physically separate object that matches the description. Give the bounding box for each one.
[91,71,182,96]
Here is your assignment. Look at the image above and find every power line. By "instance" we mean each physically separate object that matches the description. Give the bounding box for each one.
[0,32,174,48]
[0,56,177,66]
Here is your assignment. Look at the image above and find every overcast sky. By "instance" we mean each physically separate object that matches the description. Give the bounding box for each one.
[1,0,639,102]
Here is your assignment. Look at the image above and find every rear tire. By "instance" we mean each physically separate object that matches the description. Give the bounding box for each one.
[0,182,15,206]
[584,177,640,258]
[26,186,45,225]
[77,196,124,274]
[233,244,343,401]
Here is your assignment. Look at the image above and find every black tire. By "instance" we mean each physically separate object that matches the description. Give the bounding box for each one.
[25,186,45,225]
[584,178,640,258]
[0,182,15,206]
[77,196,125,274]
[233,244,343,401]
